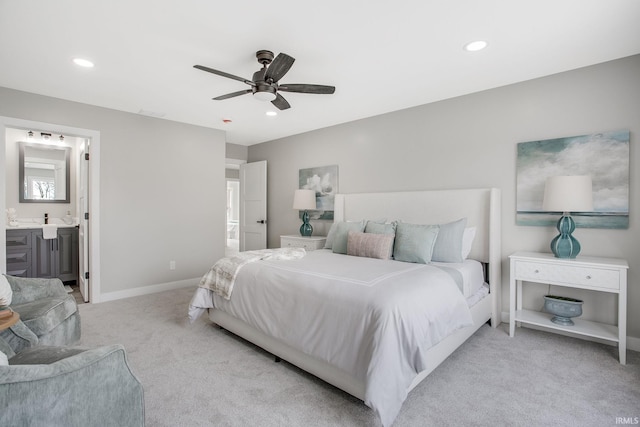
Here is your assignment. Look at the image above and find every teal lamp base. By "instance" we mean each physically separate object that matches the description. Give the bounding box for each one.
[550,213,581,259]
[299,210,313,236]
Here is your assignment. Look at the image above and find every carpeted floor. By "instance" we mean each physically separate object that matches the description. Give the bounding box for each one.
[77,287,640,426]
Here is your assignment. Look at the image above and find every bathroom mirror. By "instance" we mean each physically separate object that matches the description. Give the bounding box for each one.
[19,142,71,203]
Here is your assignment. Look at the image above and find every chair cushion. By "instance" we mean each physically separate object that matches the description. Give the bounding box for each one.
[11,295,78,337]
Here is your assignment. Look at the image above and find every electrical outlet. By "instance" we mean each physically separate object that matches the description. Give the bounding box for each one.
[169,260,176,270]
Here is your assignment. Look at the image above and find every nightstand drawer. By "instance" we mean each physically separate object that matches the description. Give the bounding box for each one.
[514,260,620,290]
[280,235,326,251]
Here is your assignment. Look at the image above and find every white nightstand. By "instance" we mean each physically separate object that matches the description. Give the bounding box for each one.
[280,235,326,251]
[509,251,629,364]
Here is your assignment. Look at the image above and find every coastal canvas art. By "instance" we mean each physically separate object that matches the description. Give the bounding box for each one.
[516,130,629,229]
[299,165,338,220]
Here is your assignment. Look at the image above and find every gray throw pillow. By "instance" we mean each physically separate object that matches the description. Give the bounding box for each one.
[431,218,467,263]
[331,221,366,254]
[393,222,439,264]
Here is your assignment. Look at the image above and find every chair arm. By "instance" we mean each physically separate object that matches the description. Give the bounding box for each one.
[4,275,67,305]
[0,345,144,426]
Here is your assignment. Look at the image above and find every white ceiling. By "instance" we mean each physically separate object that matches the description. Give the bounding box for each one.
[1,1,639,146]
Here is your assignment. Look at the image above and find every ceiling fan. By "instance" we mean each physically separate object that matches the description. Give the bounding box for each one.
[194,50,335,110]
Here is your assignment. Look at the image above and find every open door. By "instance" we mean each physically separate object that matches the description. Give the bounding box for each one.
[78,139,90,302]
[239,161,267,251]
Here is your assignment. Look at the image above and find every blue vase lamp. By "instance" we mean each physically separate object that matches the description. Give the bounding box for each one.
[293,189,317,237]
[542,176,593,259]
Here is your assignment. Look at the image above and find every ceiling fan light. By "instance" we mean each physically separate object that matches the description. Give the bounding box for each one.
[253,90,277,102]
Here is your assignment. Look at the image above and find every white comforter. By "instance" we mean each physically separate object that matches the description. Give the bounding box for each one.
[189,250,473,426]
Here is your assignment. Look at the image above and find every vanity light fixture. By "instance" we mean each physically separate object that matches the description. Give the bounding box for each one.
[73,58,94,68]
[463,40,488,52]
[59,135,65,142]
[27,131,34,140]
[40,132,51,141]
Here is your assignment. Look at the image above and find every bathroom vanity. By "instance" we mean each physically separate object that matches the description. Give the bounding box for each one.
[6,226,79,282]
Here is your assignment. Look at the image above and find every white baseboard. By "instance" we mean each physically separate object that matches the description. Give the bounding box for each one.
[97,277,199,303]
[501,311,640,352]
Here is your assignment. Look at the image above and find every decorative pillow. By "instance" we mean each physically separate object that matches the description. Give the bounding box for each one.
[393,222,440,264]
[461,227,476,260]
[431,218,467,263]
[331,221,366,254]
[325,220,366,249]
[365,221,396,235]
[347,231,395,260]
[0,274,12,306]
[0,350,7,366]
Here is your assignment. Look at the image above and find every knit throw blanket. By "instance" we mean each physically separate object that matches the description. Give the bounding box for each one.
[198,248,306,300]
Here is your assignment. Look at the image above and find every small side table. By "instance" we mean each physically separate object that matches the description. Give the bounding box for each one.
[280,235,326,251]
[509,251,628,364]
[0,310,20,331]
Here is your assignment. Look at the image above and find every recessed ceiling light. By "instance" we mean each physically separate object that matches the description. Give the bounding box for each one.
[73,58,94,68]
[463,40,488,52]
[266,111,277,117]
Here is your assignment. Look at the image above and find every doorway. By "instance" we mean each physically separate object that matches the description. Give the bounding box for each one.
[1,116,101,303]
[226,179,239,256]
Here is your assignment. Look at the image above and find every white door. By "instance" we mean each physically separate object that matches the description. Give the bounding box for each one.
[78,139,90,302]
[239,161,267,251]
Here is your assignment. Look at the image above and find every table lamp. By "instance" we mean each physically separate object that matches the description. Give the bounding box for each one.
[293,189,316,236]
[542,175,593,259]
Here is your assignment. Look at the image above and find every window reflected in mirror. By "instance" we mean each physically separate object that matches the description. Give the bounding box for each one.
[19,142,71,203]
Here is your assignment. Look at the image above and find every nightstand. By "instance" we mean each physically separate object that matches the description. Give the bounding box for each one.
[280,235,326,251]
[509,251,629,364]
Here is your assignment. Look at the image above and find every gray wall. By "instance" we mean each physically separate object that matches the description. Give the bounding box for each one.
[249,55,640,340]
[0,87,226,297]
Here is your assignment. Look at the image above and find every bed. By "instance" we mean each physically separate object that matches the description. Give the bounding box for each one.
[189,188,501,426]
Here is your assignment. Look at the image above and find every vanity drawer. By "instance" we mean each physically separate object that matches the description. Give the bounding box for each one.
[514,260,620,290]
[6,229,32,249]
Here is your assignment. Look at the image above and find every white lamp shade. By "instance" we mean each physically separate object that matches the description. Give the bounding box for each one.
[293,189,316,210]
[542,175,594,212]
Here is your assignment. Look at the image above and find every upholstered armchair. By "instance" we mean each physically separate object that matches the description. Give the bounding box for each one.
[0,344,145,426]
[0,275,80,354]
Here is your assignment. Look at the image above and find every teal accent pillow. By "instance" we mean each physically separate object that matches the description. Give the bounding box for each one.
[432,218,467,263]
[365,221,396,235]
[331,221,366,254]
[393,222,440,264]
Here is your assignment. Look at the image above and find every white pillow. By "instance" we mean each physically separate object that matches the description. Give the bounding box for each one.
[461,227,476,260]
[0,350,8,366]
[0,274,12,307]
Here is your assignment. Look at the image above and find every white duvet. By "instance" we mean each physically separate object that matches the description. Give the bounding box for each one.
[189,250,473,426]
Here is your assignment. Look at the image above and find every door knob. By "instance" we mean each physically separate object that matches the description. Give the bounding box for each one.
[256,220,266,224]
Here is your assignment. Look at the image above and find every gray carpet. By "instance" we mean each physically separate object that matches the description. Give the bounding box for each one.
[77,287,640,426]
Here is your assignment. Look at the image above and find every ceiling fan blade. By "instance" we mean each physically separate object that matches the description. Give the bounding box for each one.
[213,89,252,100]
[194,65,255,86]
[271,93,291,110]
[279,84,335,94]
[265,53,295,83]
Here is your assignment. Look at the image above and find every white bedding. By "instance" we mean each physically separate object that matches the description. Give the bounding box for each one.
[430,259,485,298]
[189,250,474,426]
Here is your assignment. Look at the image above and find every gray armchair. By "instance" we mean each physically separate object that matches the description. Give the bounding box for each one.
[0,275,80,354]
[0,344,144,426]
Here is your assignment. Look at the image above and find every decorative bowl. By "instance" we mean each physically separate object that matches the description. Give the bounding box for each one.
[544,295,583,326]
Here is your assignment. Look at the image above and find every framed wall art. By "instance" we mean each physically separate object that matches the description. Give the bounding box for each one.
[516,130,629,229]
[299,165,338,220]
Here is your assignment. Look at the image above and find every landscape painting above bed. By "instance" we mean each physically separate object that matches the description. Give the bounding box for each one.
[516,129,629,229]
